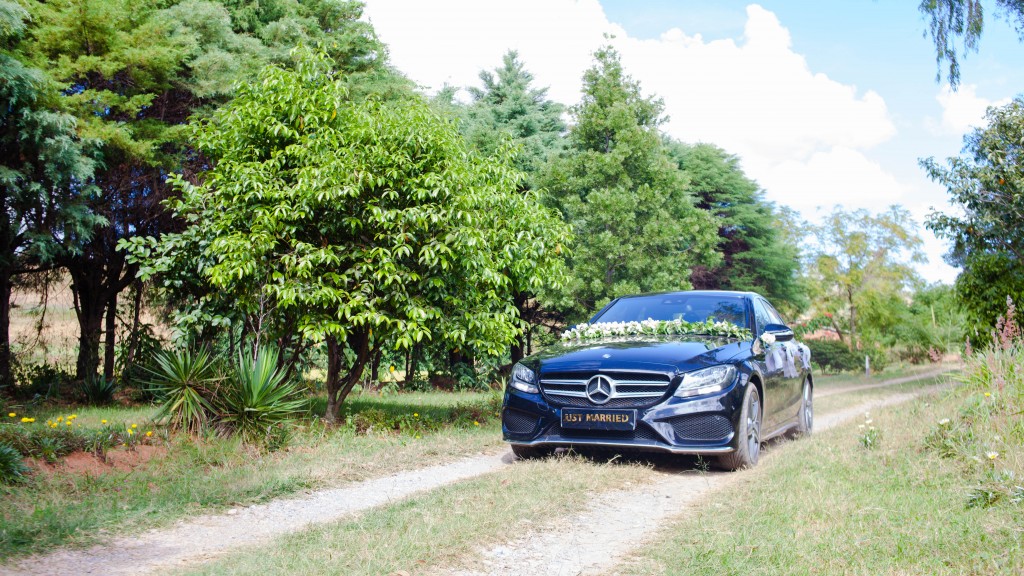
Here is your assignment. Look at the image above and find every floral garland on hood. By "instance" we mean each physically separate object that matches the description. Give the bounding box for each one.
[561,318,752,343]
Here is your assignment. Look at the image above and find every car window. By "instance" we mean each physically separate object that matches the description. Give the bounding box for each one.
[752,299,772,333]
[763,300,787,326]
[593,295,749,328]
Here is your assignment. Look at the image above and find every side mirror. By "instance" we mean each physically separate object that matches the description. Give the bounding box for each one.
[763,323,794,342]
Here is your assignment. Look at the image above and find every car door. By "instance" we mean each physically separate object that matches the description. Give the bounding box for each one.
[751,298,785,432]
[762,299,803,421]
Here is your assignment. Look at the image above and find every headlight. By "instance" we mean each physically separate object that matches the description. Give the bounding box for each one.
[674,365,736,398]
[509,363,539,394]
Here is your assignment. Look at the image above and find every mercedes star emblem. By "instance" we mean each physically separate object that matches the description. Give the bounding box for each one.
[585,375,614,405]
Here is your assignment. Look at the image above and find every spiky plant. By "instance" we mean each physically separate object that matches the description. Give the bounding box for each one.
[219,347,305,447]
[145,348,221,435]
[0,442,28,484]
[81,375,118,404]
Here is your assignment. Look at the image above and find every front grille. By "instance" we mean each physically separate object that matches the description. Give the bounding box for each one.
[663,414,733,442]
[540,370,672,409]
[551,422,664,443]
[502,409,539,434]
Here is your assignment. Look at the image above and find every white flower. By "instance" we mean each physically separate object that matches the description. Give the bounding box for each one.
[939,418,950,425]
[760,333,776,345]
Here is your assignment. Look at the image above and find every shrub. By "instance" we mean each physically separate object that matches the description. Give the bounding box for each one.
[9,362,73,400]
[80,375,118,405]
[146,348,221,435]
[0,442,28,484]
[804,339,861,373]
[218,347,305,447]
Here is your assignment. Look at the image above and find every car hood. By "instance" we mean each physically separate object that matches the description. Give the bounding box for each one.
[528,336,750,375]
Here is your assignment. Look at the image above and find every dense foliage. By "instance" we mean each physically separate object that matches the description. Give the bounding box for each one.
[924,97,1024,332]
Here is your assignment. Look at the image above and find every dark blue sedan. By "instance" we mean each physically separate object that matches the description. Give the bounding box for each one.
[501,290,813,470]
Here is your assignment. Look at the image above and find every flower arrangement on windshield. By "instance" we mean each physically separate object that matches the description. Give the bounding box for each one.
[561,318,752,343]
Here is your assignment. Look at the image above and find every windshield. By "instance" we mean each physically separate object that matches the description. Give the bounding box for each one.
[592,294,748,329]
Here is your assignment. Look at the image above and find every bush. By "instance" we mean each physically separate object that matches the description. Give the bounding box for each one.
[80,375,118,405]
[218,347,305,448]
[0,424,86,461]
[145,348,221,435]
[9,362,73,400]
[804,339,861,373]
[0,442,28,484]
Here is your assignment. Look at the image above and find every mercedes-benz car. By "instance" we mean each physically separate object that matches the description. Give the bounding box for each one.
[501,290,813,470]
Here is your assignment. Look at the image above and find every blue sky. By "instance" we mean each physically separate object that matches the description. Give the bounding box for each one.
[362,1,1024,284]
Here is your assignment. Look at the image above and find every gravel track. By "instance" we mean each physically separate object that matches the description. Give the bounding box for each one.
[439,385,946,576]
[3,371,949,576]
[1,452,510,575]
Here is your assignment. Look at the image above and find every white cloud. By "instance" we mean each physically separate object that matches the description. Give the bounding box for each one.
[929,83,1011,135]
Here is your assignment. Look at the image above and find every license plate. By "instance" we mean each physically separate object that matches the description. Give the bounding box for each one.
[561,408,637,431]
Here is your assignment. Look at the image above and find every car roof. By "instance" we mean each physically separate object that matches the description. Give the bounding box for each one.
[615,290,759,300]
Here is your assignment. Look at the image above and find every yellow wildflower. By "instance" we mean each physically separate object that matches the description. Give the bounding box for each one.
[20,417,29,423]
[131,423,137,429]
[473,421,480,426]
[101,419,108,424]
[26,418,34,423]
[56,416,63,422]
[987,451,999,460]
[414,413,419,418]
[65,421,72,426]
[389,365,395,372]
[146,431,153,437]
[984,392,992,397]
[127,429,134,436]
[7,412,14,418]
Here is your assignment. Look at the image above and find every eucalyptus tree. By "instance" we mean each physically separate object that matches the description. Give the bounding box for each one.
[125,51,565,421]
[920,0,1024,87]
[0,0,98,387]
[540,46,720,322]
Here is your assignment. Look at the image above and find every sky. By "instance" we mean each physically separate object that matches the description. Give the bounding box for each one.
[360,1,1024,285]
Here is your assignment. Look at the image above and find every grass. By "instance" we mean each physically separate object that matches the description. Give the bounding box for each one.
[0,390,504,561]
[178,455,654,576]
[616,378,1023,574]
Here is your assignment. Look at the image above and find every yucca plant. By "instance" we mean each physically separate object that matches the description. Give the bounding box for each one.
[145,348,221,435]
[81,375,118,404]
[219,346,305,447]
[0,441,28,484]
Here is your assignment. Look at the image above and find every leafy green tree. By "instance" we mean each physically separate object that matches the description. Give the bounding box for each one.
[920,0,1024,87]
[923,97,1024,329]
[0,1,98,387]
[809,206,925,349]
[540,46,720,321]
[438,51,571,362]
[20,0,407,381]
[665,141,806,314]
[126,51,558,421]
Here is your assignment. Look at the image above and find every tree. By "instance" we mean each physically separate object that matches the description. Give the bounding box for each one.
[809,206,925,349]
[126,51,561,421]
[665,141,807,314]
[920,0,1024,87]
[461,50,566,188]
[923,96,1024,329]
[540,46,720,322]
[20,0,408,381]
[0,0,98,387]
[441,51,571,363]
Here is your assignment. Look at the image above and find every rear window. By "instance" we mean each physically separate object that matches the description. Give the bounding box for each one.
[592,295,748,329]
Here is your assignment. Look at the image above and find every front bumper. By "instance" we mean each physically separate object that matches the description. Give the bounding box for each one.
[501,377,748,455]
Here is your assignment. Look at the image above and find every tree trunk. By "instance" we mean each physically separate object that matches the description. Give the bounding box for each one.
[510,291,530,363]
[0,271,12,390]
[325,336,343,425]
[847,287,858,351]
[324,329,372,424]
[73,280,105,381]
[123,281,143,381]
[103,291,117,380]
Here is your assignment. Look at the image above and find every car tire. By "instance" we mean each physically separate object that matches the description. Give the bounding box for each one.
[718,384,762,471]
[796,378,813,435]
[511,443,551,460]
